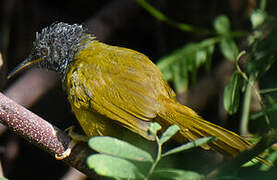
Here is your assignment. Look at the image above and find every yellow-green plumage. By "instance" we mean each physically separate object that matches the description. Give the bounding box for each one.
[66,41,172,140]
[66,40,251,157]
[9,22,253,158]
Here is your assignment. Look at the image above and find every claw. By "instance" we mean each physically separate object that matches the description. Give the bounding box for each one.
[55,126,89,160]
[55,140,77,160]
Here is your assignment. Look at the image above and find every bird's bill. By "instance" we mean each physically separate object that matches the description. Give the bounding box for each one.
[8,57,44,79]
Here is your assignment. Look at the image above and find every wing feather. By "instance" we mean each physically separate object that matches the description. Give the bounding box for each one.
[67,41,171,139]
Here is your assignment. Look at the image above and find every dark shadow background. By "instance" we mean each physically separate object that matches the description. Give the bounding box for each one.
[1,0,277,179]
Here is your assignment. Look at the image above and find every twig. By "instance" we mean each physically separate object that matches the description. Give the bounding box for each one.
[146,136,162,179]
[0,69,58,135]
[2,1,142,179]
[0,92,101,179]
[260,0,267,11]
[136,0,211,34]
[260,88,277,94]
[240,75,254,136]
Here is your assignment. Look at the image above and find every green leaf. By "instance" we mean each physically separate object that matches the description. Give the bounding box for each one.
[250,10,267,29]
[88,136,153,162]
[205,44,215,71]
[87,154,145,179]
[151,168,203,180]
[260,150,277,171]
[195,49,207,67]
[200,39,215,71]
[157,37,218,93]
[114,178,122,180]
[148,122,162,136]
[250,103,277,120]
[214,15,230,35]
[219,38,239,61]
[242,157,260,167]
[251,95,277,125]
[172,62,187,93]
[178,62,189,92]
[224,71,243,114]
[0,177,8,180]
[162,136,216,157]
[246,19,277,79]
[161,65,173,81]
[160,125,180,144]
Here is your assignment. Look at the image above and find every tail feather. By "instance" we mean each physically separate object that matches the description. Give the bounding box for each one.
[158,100,251,157]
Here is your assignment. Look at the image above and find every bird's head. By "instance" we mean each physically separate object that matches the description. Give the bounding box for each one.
[8,22,94,79]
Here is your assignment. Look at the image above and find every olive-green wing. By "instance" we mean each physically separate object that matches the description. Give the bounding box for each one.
[68,43,171,140]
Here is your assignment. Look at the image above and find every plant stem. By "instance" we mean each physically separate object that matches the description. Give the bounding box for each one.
[146,136,162,179]
[136,0,211,34]
[260,87,277,94]
[0,92,96,177]
[260,0,267,11]
[236,51,249,81]
[253,86,271,125]
[240,75,255,136]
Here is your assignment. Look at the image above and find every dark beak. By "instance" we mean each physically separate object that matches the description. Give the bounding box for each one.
[8,57,44,79]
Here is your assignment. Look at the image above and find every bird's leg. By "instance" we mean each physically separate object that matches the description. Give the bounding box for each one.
[55,126,89,160]
[65,125,89,142]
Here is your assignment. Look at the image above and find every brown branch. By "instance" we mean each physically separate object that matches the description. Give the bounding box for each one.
[4,0,140,109]
[1,1,141,179]
[0,69,58,135]
[1,0,140,136]
[0,92,103,179]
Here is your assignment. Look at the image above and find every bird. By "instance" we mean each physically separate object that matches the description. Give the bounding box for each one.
[9,22,253,158]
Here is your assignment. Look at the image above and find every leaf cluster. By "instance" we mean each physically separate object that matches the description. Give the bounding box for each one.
[157,15,240,93]
[223,9,277,168]
[86,3,277,179]
[87,123,215,180]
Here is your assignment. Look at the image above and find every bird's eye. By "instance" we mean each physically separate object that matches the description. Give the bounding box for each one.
[40,48,48,56]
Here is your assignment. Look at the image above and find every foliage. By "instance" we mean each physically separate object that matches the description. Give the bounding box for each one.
[223,9,277,135]
[156,14,241,93]
[86,1,277,179]
[224,71,244,115]
[138,0,277,179]
[0,177,8,180]
[157,38,217,92]
[87,123,215,180]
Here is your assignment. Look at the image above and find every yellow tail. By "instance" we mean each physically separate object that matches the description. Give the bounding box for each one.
[157,99,251,157]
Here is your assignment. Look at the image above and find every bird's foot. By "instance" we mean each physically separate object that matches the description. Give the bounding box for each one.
[55,126,89,160]
[55,140,76,160]
[65,125,89,142]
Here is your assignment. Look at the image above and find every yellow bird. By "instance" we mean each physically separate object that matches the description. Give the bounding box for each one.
[9,22,251,157]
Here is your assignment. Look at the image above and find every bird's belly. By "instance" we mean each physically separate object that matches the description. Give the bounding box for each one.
[70,103,125,137]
